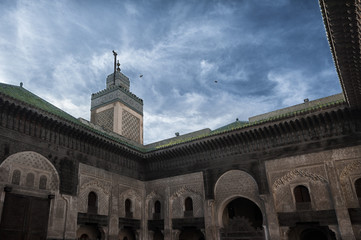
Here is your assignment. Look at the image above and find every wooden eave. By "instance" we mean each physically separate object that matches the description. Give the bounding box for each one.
[144,103,354,160]
[0,94,144,158]
[320,0,361,108]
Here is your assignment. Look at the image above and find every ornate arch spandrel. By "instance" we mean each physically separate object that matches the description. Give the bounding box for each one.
[0,151,60,191]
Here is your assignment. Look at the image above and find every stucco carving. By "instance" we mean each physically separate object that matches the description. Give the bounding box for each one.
[146,190,162,201]
[146,190,163,219]
[214,170,263,227]
[272,169,328,191]
[214,170,260,206]
[78,180,110,215]
[119,188,142,219]
[170,185,201,201]
[0,151,59,191]
[340,160,361,180]
[80,180,110,196]
[170,185,204,218]
[339,160,361,207]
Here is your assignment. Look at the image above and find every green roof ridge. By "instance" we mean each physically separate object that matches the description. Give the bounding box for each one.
[0,82,151,153]
[154,98,346,149]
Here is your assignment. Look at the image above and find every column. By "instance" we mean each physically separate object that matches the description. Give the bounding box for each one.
[108,185,119,240]
[203,199,218,240]
[148,230,154,240]
[325,160,355,240]
[164,186,172,240]
[172,229,181,240]
[260,194,281,240]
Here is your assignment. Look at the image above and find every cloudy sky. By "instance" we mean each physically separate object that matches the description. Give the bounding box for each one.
[0,0,341,144]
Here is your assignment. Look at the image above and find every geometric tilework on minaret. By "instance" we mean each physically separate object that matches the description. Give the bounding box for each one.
[90,51,144,144]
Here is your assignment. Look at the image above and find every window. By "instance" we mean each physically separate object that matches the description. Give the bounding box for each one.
[355,178,361,199]
[184,197,193,217]
[294,185,311,211]
[185,197,193,211]
[39,175,47,190]
[25,173,34,187]
[294,185,311,202]
[155,200,161,213]
[125,199,132,218]
[11,170,21,185]
[154,200,161,219]
[88,192,98,214]
[80,234,89,240]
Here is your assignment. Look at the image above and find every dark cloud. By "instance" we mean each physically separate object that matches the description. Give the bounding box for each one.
[0,0,341,143]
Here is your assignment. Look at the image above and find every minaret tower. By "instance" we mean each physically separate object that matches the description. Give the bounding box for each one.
[90,51,143,144]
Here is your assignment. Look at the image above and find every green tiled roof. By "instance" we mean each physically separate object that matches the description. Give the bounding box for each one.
[0,82,148,152]
[211,120,249,134]
[153,120,248,149]
[0,83,79,124]
[154,98,346,149]
[0,82,347,152]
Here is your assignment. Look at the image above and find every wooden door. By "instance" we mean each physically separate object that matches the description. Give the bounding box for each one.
[0,193,50,240]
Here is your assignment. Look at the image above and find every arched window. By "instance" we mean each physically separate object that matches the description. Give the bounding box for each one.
[185,197,193,211]
[125,199,132,218]
[155,200,161,213]
[80,234,89,240]
[184,197,193,217]
[154,200,161,220]
[294,185,311,211]
[88,191,98,214]
[25,173,34,187]
[39,175,47,190]
[355,178,361,199]
[11,170,21,185]
[294,185,311,202]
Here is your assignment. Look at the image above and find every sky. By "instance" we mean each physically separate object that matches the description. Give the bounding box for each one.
[0,0,341,144]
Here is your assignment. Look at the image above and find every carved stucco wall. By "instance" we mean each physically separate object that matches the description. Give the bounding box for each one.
[145,172,205,220]
[122,109,140,143]
[78,163,145,238]
[0,151,59,191]
[338,159,361,208]
[214,170,263,227]
[266,146,361,213]
[0,151,70,239]
[271,168,331,212]
[170,185,203,218]
[119,188,142,219]
[146,190,164,220]
[78,164,112,215]
[94,108,114,132]
[78,179,110,215]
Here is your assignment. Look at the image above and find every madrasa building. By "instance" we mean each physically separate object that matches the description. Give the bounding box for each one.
[0,1,361,240]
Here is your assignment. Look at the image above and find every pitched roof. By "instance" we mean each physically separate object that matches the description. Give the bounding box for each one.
[0,82,79,124]
[0,82,148,152]
[0,82,347,152]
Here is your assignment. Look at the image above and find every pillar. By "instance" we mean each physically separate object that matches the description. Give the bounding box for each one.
[325,160,355,240]
[204,199,218,240]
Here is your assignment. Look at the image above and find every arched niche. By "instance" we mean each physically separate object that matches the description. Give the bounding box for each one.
[0,151,59,192]
[214,170,263,227]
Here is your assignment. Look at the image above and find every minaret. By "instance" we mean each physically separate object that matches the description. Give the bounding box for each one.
[90,51,143,144]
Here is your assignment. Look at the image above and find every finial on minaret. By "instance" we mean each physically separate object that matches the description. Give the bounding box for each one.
[112,50,117,84]
[112,50,117,73]
[117,60,121,72]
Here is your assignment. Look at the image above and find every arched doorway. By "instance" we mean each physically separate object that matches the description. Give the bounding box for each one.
[300,228,327,240]
[221,197,264,240]
[153,229,164,240]
[77,225,103,240]
[179,229,204,240]
[119,228,136,240]
[80,234,89,240]
[288,225,336,240]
